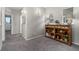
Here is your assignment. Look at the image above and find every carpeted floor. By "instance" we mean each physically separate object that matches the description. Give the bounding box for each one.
[1,31,79,51]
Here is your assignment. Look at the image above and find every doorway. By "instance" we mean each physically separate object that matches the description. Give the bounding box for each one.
[5,15,11,34]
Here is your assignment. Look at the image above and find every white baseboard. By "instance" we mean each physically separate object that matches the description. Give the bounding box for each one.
[25,34,44,40]
[72,42,79,46]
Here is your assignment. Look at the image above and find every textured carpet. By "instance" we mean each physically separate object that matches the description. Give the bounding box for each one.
[1,31,79,51]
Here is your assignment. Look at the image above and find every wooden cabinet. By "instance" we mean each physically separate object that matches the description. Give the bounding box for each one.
[45,24,72,46]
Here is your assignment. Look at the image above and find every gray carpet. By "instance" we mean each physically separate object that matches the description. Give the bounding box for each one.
[1,31,79,51]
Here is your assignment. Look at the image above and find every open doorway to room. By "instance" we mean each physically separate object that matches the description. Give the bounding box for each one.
[5,15,11,35]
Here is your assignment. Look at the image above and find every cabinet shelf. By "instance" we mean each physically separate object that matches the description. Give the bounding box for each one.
[45,24,72,46]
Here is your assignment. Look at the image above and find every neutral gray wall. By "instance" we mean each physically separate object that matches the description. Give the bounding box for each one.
[12,10,20,34]
[27,8,45,39]
[45,7,64,23]
[0,26,2,50]
[21,7,45,40]
[0,8,2,50]
[5,8,20,34]
[72,7,79,45]
[0,8,5,50]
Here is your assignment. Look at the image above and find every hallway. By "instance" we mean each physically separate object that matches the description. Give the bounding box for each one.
[1,31,79,51]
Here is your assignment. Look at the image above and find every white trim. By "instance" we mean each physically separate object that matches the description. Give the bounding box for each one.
[2,8,5,42]
[11,14,13,35]
[72,42,79,46]
[25,34,44,40]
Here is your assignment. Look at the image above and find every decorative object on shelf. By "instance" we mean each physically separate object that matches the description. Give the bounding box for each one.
[52,36,55,38]
[45,14,54,24]
[57,36,59,39]
[67,15,72,25]
[55,20,60,24]
[52,30,54,33]
[49,14,54,23]
[64,35,69,42]
[60,30,63,33]
[46,33,49,36]
[60,39,63,41]
[64,35,69,40]
[64,39,67,42]
[62,16,68,25]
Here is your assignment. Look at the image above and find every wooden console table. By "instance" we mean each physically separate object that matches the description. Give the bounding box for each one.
[45,24,72,46]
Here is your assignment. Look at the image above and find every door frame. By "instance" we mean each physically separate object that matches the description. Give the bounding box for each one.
[5,15,11,31]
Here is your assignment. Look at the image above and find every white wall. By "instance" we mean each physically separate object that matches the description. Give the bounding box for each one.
[45,7,64,23]
[0,8,5,50]
[72,7,79,45]
[11,10,20,34]
[0,8,2,50]
[21,7,45,40]
[1,7,20,44]
[2,8,5,42]
[5,8,20,34]
[0,8,1,25]
[0,26,2,50]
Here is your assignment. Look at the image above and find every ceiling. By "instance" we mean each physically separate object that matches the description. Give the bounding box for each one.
[7,7,23,11]
[7,7,71,12]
